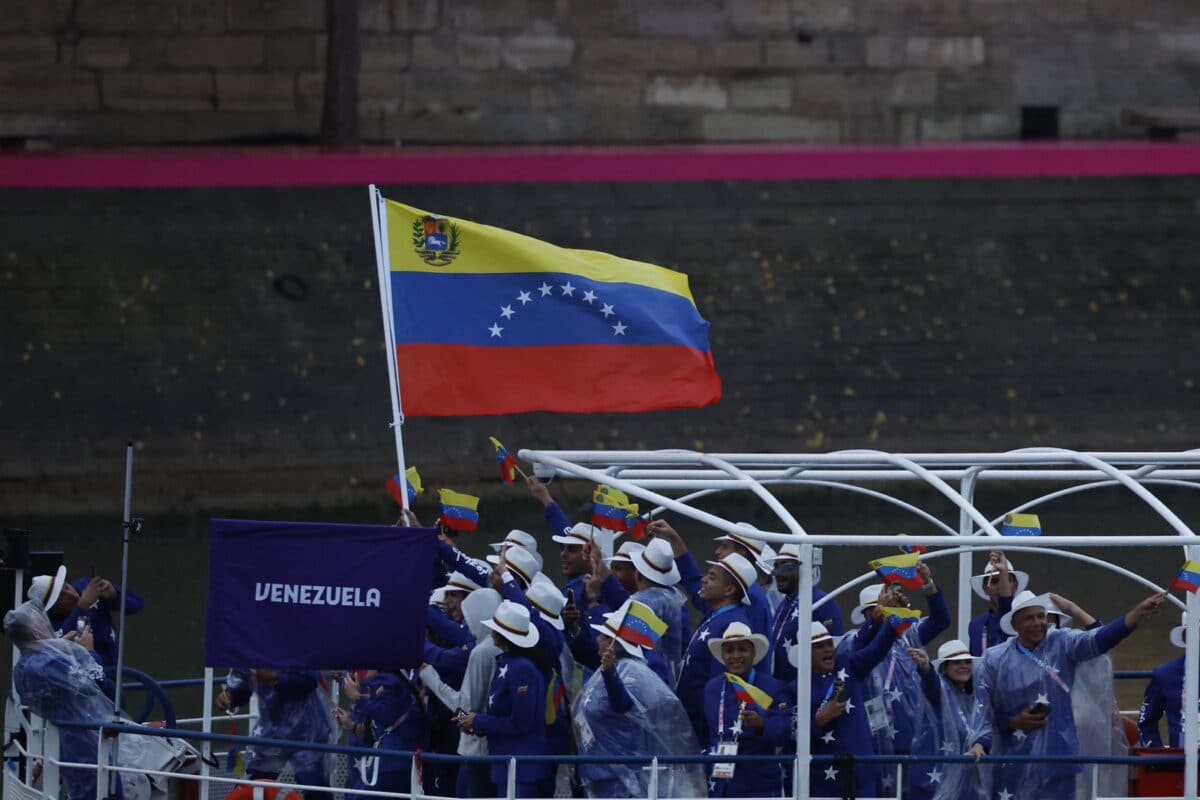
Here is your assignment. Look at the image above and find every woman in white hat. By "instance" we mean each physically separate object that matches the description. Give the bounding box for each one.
[1139,612,1187,748]
[907,640,980,799]
[457,600,552,798]
[702,621,790,798]
[572,600,705,799]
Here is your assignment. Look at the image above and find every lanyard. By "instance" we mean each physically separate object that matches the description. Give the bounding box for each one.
[884,655,897,690]
[772,595,796,644]
[692,605,736,647]
[1015,641,1069,692]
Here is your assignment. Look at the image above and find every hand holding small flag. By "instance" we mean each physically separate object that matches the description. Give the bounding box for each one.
[489,436,525,485]
[386,466,423,508]
[438,488,480,532]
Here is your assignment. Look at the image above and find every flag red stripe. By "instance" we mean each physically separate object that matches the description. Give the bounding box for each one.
[395,343,720,416]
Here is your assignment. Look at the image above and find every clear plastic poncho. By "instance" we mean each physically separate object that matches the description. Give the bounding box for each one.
[6,600,115,800]
[571,656,706,799]
[1071,654,1127,800]
[930,673,988,800]
[225,668,334,779]
[967,627,1120,800]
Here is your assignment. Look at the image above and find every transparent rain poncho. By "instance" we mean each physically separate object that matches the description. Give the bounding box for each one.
[6,600,115,800]
[1071,654,1127,800]
[926,672,988,800]
[571,655,706,798]
[224,668,334,780]
[967,623,1129,800]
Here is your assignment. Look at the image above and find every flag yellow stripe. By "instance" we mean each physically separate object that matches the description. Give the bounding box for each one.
[438,488,479,509]
[385,200,696,302]
[725,672,773,709]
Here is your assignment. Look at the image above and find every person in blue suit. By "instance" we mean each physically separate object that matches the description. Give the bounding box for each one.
[5,600,115,800]
[967,551,1029,656]
[769,544,844,682]
[456,601,551,799]
[333,670,427,799]
[217,669,333,799]
[910,639,982,800]
[701,622,791,797]
[31,566,145,670]
[804,617,899,798]
[1139,611,1187,747]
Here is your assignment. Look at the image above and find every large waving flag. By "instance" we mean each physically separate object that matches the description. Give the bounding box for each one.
[382,199,721,416]
[725,673,773,710]
[879,606,923,635]
[868,552,924,589]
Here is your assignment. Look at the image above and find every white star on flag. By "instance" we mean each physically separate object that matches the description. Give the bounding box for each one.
[488,323,503,338]
[538,282,553,297]
[582,290,597,303]
[612,321,627,336]
[600,303,615,318]
[560,281,575,296]
[824,766,838,781]
[499,305,514,319]
[517,290,532,305]
[821,730,836,743]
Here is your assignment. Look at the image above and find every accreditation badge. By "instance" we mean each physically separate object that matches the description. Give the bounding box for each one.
[865,695,888,734]
[712,741,739,780]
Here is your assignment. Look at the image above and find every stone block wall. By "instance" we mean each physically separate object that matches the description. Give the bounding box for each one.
[1,0,1198,145]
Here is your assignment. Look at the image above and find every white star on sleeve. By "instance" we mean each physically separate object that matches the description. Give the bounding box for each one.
[836,668,848,680]
[582,290,597,303]
[612,321,627,335]
[538,282,553,297]
[600,303,615,318]
[488,323,503,338]
[499,304,514,319]
[560,281,575,296]
[517,290,532,305]
[998,789,1014,800]
[927,767,943,784]
[824,766,838,781]
[843,697,854,713]
[698,627,711,641]
[820,730,835,744]
[498,664,508,678]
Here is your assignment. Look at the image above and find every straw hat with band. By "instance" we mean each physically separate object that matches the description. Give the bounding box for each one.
[526,573,567,631]
[552,522,597,547]
[429,586,447,606]
[999,591,1059,637]
[27,566,68,610]
[499,545,541,588]
[1171,613,1188,649]
[754,543,776,575]
[488,529,538,554]
[932,639,980,670]
[482,600,540,648]
[705,553,757,606]
[787,622,839,667]
[445,571,482,594]
[970,558,1030,601]
[606,541,645,567]
[713,524,766,559]
[706,620,769,665]
[851,584,885,626]
[631,538,681,586]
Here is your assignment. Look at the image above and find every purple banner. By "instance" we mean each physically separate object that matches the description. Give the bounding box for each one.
[205,518,437,670]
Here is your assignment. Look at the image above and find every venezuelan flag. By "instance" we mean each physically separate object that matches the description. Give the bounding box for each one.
[1000,513,1041,536]
[384,199,721,416]
[545,670,568,726]
[627,512,649,541]
[438,488,480,531]
[868,552,924,589]
[1171,560,1200,594]
[896,533,927,554]
[592,485,634,532]
[386,466,423,507]
[725,673,773,710]
[490,436,518,485]
[879,605,923,635]
[620,601,668,649]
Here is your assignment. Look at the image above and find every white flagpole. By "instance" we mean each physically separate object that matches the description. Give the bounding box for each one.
[369,185,410,512]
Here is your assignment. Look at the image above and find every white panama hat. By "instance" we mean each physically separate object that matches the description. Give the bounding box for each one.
[488,529,538,554]
[970,558,1030,600]
[526,573,566,631]
[631,538,681,586]
[462,588,502,641]
[552,522,598,546]
[787,622,840,667]
[590,599,649,659]
[706,621,769,665]
[1171,612,1187,649]
[705,553,757,606]
[1000,590,1056,637]
[932,639,980,670]
[606,541,645,566]
[497,545,541,588]
[482,600,540,648]
[444,571,482,594]
[27,565,68,610]
[851,584,884,626]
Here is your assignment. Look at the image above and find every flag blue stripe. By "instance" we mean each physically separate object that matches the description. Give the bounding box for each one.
[391,271,711,350]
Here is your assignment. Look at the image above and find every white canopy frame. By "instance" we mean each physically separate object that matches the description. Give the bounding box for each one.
[519,447,1200,800]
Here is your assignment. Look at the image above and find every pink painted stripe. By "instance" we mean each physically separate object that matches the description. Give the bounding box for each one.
[2,142,1200,188]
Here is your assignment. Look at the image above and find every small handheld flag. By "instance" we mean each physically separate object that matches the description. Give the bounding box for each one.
[1000,513,1041,537]
[725,673,773,710]
[592,485,635,532]
[896,533,927,554]
[386,466,423,507]
[438,488,480,531]
[621,600,668,649]
[627,511,649,540]
[490,436,519,486]
[1170,561,1200,594]
[868,552,924,589]
[879,605,922,634]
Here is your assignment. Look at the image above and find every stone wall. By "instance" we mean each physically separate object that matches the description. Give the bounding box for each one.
[2,0,1199,145]
[3,175,1200,518]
